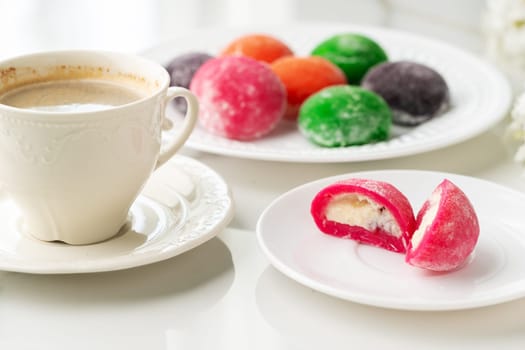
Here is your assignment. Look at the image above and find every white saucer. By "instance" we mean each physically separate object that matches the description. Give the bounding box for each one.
[0,155,233,274]
[257,170,525,310]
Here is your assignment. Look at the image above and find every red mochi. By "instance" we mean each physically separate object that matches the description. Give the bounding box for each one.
[406,179,480,272]
[190,56,286,141]
[311,178,416,253]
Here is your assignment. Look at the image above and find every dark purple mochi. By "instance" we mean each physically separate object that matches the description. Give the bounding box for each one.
[166,52,213,113]
[362,61,449,126]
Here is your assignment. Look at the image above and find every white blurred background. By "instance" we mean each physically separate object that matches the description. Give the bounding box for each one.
[0,0,486,59]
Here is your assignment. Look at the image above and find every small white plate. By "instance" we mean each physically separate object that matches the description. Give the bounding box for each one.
[142,23,511,163]
[0,155,233,274]
[256,170,525,310]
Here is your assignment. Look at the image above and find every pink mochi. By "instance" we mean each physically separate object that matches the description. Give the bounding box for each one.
[406,179,480,272]
[190,56,286,140]
[311,178,416,253]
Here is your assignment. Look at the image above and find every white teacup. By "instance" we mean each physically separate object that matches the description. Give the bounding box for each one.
[0,51,198,245]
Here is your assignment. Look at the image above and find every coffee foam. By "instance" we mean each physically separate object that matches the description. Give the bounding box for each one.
[0,64,159,96]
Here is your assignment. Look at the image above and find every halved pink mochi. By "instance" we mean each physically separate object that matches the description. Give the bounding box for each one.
[406,179,480,271]
[311,178,416,253]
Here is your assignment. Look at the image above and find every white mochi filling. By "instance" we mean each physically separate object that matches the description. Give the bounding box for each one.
[325,194,402,237]
[411,188,442,248]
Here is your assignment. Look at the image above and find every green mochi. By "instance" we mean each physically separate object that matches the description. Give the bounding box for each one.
[311,33,388,84]
[298,85,391,147]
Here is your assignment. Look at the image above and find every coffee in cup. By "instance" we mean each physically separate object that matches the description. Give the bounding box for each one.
[0,79,145,113]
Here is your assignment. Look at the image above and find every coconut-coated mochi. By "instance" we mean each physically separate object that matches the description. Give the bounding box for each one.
[311,178,416,253]
[406,179,480,272]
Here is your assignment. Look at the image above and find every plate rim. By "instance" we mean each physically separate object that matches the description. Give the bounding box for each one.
[256,169,525,310]
[142,22,512,163]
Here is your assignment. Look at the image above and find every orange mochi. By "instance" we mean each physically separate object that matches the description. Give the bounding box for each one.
[221,34,293,64]
[271,56,347,119]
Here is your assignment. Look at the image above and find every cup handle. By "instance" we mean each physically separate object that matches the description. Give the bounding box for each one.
[156,87,198,169]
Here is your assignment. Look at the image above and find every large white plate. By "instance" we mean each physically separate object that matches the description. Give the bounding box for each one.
[142,23,512,163]
[0,155,233,274]
[256,170,525,310]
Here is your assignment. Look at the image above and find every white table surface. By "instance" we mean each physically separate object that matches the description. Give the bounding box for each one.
[2,1,525,349]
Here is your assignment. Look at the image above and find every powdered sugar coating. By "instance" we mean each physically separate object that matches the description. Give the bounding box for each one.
[406,179,480,271]
[190,56,286,140]
[311,178,416,253]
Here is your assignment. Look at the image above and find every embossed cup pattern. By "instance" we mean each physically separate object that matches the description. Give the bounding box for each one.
[0,51,198,245]
[1,103,160,244]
